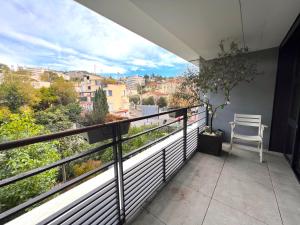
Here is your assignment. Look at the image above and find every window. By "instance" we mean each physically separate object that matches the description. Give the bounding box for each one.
[88,86,91,90]
[80,97,87,101]
[107,90,112,96]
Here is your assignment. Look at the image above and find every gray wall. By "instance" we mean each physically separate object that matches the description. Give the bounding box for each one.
[210,48,278,149]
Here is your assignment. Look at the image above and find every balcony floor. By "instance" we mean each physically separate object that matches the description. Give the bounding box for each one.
[129,145,300,225]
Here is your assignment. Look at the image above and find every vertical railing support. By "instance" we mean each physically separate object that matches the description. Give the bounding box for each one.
[162,148,166,182]
[183,108,188,161]
[116,123,126,224]
[112,124,122,224]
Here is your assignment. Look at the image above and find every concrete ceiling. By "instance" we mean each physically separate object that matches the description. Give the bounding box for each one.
[76,0,300,62]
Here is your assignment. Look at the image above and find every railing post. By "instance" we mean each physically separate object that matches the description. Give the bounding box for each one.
[183,108,188,161]
[112,124,122,224]
[116,123,126,224]
[162,148,166,182]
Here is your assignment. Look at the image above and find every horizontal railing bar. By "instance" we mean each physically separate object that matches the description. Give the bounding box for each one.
[38,178,116,224]
[165,147,183,161]
[166,161,183,177]
[166,154,184,169]
[56,187,117,225]
[123,159,162,186]
[122,119,182,142]
[166,163,184,179]
[166,162,184,180]
[89,205,119,225]
[0,107,201,151]
[125,177,162,211]
[124,156,162,182]
[166,150,183,163]
[125,171,163,205]
[69,194,117,225]
[187,140,197,149]
[124,167,163,196]
[124,151,162,177]
[165,137,183,151]
[166,156,184,173]
[107,215,119,225]
[125,179,161,217]
[165,140,183,153]
[0,161,114,221]
[0,142,113,187]
[122,128,182,160]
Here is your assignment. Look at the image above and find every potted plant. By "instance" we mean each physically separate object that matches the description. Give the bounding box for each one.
[174,40,260,155]
[78,88,130,144]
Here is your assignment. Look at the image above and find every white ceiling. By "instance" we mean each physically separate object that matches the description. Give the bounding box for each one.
[76,0,300,62]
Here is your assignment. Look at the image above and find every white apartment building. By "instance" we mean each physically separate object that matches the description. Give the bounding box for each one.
[126,75,145,91]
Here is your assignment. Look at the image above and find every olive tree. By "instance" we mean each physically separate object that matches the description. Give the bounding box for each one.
[175,40,261,134]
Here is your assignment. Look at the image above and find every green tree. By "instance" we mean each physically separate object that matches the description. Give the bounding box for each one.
[157,97,168,108]
[142,96,155,105]
[37,87,59,109]
[0,84,25,112]
[0,112,59,211]
[129,95,140,105]
[51,78,77,105]
[40,71,59,82]
[176,40,260,133]
[82,88,109,125]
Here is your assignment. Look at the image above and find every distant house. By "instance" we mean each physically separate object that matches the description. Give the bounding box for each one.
[75,75,129,116]
[126,75,145,95]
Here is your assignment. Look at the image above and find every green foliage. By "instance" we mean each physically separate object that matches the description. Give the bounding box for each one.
[81,88,109,126]
[0,83,25,112]
[122,125,172,155]
[72,160,101,177]
[157,97,168,108]
[40,71,59,82]
[137,84,146,95]
[64,103,82,123]
[34,106,73,132]
[37,87,59,109]
[129,95,140,105]
[51,78,77,105]
[177,40,260,133]
[142,96,155,105]
[0,112,59,211]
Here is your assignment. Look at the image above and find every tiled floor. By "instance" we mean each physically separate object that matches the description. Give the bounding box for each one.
[128,145,300,225]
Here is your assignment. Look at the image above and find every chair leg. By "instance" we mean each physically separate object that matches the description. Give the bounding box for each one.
[259,142,263,163]
[230,137,233,151]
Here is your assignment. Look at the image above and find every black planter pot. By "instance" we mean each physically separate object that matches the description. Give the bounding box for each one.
[78,122,130,144]
[198,130,224,156]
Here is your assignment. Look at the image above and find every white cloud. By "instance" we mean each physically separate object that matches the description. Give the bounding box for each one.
[0,0,190,75]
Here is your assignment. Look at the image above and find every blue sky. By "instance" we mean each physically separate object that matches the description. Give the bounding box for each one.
[0,0,192,77]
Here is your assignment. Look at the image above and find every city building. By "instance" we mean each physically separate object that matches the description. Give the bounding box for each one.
[157,78,183,95]
[103,83,129,116]
[3,1,300,225]
[125,75,145,93]
[75,74,129,115]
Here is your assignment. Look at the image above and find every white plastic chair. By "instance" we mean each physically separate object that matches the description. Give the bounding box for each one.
[229,114,267,163]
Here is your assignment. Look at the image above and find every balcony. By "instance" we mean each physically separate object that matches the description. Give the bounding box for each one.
[129,146,300,225]
[0,107,207,224]
[1,106,299,225]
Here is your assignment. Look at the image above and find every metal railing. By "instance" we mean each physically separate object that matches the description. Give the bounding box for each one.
[0,106,206,224]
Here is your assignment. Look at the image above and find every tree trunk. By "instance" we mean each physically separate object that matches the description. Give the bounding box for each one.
[210,114,213,134]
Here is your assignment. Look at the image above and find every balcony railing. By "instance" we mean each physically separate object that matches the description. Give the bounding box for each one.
[0,106,206,224]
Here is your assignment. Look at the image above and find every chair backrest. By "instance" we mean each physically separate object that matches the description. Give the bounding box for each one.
[234,114,261,127]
